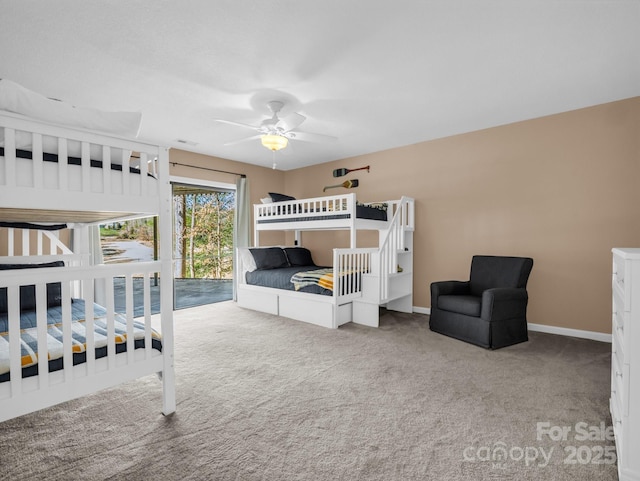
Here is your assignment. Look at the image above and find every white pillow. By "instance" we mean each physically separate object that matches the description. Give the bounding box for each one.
[260,197,273,204]
[0,79,139,164]
[237,247,257,284]
[0,79,142,137]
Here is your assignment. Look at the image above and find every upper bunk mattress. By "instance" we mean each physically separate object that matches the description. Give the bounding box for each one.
[0,147,152,175]
[256,203,387,224]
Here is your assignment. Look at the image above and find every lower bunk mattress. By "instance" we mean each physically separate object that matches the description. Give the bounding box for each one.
[0,299,162,382]
[245,266,333,295]
[245,265,362,297]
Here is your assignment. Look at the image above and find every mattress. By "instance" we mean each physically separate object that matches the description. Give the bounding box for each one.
[0,148,156,198]
[256,204,387,224]
[0,298,162,382]
[245,265,333,296]
[0,147,150,175]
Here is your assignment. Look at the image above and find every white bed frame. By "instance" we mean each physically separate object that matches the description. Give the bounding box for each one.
[253,193,395,248]
[237,194,415,328]
[0,111,174,422]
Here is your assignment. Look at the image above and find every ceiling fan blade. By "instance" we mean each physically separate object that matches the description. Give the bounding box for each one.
[288,131,337,143]
[276,112,306,132]
[214,119,260,131]
[223,134,262,146]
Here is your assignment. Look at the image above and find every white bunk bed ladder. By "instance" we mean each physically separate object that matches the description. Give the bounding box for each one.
[378,196,414,300]
[353,196,415,327]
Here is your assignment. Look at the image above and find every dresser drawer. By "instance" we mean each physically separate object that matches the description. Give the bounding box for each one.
[611,352,629,417]
[610,392,624,458]
[613,254,631,306]
[612,325,625,368]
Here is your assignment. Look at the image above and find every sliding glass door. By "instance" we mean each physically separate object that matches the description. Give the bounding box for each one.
[172,183,235,309]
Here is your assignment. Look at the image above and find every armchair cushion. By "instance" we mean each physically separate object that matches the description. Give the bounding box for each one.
[438,295,481,317]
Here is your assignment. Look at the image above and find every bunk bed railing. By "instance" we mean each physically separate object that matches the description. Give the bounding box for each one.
[333,248,376,300]
[376,196,415,302]
[0,260,163,421]
[0,112,162,217]
[255,193,356,222]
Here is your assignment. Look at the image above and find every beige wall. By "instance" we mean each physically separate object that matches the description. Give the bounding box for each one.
[283,97,640,334]
[0,229,71,256]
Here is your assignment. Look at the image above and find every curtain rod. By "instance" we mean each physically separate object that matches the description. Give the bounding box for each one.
[170,161,246,178]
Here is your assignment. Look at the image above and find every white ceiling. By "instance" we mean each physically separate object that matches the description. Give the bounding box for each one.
[1,1,639,171]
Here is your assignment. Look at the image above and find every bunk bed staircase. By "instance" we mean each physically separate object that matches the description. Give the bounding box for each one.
[350,196,414,327]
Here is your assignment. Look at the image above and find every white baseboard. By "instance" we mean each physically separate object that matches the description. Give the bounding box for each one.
[413,306,430,315]
[411,307,611,343]
[528,323,611,343]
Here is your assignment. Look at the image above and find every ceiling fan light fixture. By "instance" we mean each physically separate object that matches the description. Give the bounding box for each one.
[261,134,288,151]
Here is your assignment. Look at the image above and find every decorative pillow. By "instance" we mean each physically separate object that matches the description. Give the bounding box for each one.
[357,201,388,211]
[260,197,273,204]
[0,261,65,314]
[268,192,296,202]
[284,247,315,267]
[249,247,289,270]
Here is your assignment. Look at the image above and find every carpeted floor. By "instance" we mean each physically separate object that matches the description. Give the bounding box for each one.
[0,302,617,481]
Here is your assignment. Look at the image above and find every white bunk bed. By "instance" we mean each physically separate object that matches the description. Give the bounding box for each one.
[237,193,415,328]
[0,107,175,422]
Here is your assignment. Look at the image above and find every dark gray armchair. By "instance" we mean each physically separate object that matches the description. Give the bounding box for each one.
[429,255,534,349]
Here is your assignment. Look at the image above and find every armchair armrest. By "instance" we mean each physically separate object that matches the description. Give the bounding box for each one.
[481,288,529,321]
[431,280,470,300]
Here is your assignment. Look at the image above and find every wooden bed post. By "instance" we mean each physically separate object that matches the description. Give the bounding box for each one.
[349,193,357,248]
[71,224,90,298]
[254,204,260,247]
[158,146,176,416]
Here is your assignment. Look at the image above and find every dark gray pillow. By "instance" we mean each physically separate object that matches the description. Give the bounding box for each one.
[249,247,289,270]
[0,261,65,314]
[268,192,296,202]
[284,247,315,267]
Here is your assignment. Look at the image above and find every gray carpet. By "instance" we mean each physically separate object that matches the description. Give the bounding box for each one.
[0,302,617,481]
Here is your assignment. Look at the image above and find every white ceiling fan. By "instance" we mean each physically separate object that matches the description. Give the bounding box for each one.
[215,100,336,152]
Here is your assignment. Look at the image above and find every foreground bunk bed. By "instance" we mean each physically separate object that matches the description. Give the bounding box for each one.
[237,193,415,328]
[0,86,174,423]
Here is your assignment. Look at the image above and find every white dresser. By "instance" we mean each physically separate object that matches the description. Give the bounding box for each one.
[611,248,640,481]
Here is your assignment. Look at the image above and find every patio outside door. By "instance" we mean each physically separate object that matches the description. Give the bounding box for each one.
[172,183,235,310]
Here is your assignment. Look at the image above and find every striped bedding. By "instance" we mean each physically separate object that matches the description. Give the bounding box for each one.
[290,268,362,293]
[0,299,161,381]
[291,268,336,291]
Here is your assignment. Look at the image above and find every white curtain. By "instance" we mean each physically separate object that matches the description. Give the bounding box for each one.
[233,175,250,301]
